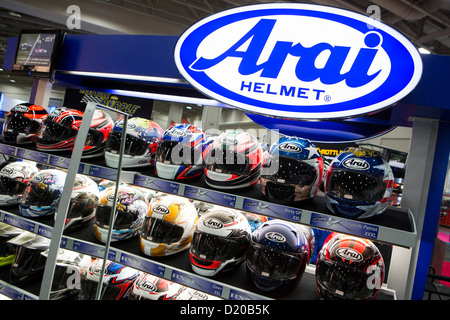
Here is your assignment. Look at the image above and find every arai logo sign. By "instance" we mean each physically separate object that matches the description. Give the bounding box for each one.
[174,4,423,119]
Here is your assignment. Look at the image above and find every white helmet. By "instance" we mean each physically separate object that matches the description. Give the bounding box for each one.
[140,194,198,256]
[56,174,100,230]
[189,207,251,277]
[0,160,39,206]
[129,273,183,300]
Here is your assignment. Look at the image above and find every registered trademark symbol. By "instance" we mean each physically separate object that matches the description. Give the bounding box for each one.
[324,95,331,102]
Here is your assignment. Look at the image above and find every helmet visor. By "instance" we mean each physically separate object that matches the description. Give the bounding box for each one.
[0,176,27,196]
[106,131,148,156]
[22,183,60,207]
[261,156,317,186]
[206,147,250,175]
[38,119,78,145]
[190,231,247,261]
[316,259,374,299]
[67,193,98,219]
[156,140,200,165]
[327,170,386,202]
[4,112,40,134]
[140,216,184,243]
[94,205,139,230]
[10,246,47,284]
[246,242,305,280]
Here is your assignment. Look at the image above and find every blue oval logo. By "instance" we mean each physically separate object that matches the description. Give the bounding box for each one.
[174,4,423,119]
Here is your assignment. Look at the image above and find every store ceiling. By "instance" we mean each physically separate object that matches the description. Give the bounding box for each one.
[1,0,450,86]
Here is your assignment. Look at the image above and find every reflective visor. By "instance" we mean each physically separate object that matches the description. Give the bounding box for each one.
[67,193,98,219]
[246,242,305,280]
[140,216,184,243]
[0,176,27,196]
[106,131,148,156]
[327,170,386,202]
[94,205,139,230]
[316,260,374,299]
[156,140,200,165]
[38,119,77,145]
[22,183,60,207]
[206,147,250,175]
[4,112,40,134]
[261,156,317,186]
[190,232,247,261]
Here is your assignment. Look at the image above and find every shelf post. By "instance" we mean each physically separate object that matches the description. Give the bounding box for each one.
[38,102,96,300]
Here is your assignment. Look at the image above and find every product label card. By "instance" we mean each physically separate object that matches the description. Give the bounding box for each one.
[134,174,180,195]
[119,252,165,277]
[183,186,237,207]
[309,212,379,239]
[171,269,223,298]
[16,148,49,163]
[88,165,118,180]
[0,144,17,156]
[242,198,302,222]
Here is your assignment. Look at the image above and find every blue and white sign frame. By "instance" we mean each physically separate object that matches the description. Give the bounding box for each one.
[174,3,423,119]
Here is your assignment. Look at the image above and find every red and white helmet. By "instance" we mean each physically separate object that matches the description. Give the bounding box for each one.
[36,107,84,151]
[190,207,251,277]
[79,109,114,158]
[129,273,183,300]
[204,130,262,189]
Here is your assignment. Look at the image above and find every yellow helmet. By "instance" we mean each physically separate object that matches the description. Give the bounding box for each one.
[139,194,198,256]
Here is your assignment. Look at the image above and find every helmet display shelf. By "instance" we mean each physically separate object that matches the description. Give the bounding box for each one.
[0,105,414,301]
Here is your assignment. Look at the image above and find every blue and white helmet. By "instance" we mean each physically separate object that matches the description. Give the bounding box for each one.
[155,123,208,180]
[324,147,394,219]
[246,219,310,293]
[260,136,323,203]
[19,169,66,218]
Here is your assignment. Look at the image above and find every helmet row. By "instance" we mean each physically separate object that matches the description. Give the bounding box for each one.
[0,226,220,300]
[0,218,385,300]
[2,103,394,220]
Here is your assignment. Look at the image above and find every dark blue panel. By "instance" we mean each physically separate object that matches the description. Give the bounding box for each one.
[246,113,396,143]
[2,37,18,71]
[56,34,183,79]
[402,54,450,110]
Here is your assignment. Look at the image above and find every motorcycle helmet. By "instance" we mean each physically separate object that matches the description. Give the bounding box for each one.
[140,194,198,256]
[204,130,262,189]
[243,212,268,232]
[177,288,222,300]
[41,248,92,300]
[79,259,140,300]
[324,147,394,219]
[57,174,100,231]
[260,136,323,203]
[8,232,50,285]
[2,103,48,145]
[105,117,164,168]
[36,107,84,151]
[94,184,149,242]
[0,223,23,267]
[79,109,114,158]
[0,160,39,206]
[19,169,67,218]
[190,207,251,277]
[155,123,207,180]
[129,273,183,300]
[246,220,309,293]
[315,233,385,300]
